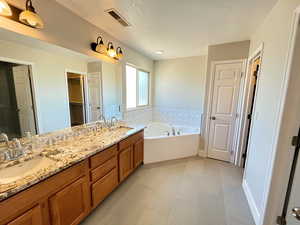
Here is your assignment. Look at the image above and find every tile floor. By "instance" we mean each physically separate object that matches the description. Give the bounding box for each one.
[81,157,255,225]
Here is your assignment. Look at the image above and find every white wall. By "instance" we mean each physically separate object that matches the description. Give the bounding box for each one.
[0,39,88,133]
[2,0,151,65]
[242,0,300,224]
[102,61,121,118]
[153,56,207,127]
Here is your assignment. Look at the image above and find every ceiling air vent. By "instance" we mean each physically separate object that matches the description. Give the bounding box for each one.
[105,8,131,27]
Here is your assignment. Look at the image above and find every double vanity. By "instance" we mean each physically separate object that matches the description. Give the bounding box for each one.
[0,124,144,225]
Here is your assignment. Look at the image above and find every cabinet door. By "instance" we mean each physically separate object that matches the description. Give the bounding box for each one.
[92,168,118,207]
[134,139,144,168]
[119,146,133,182]
[49,177,89,225]
[7,205,43,225]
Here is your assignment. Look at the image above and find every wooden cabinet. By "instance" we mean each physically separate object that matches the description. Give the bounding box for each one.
[134,138,144,168]
[1,130,144,225]
[90,156,117,182]
[119,131,144,182]
[7,205,43,225]
[49,177,89,225]
[119,146,134,182]
[90,145,117,169]
[91,168,118,207]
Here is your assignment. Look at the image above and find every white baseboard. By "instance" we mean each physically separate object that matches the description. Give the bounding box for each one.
[243,179,261,225]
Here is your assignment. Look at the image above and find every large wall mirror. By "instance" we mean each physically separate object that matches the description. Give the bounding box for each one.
[0,29,123,140]
[0,61,37,139]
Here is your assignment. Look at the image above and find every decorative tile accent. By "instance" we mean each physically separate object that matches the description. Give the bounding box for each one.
[123,106,202,129]
[153,107,202,128]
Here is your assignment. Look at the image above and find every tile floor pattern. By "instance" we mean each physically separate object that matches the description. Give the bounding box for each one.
[81,157,255,225]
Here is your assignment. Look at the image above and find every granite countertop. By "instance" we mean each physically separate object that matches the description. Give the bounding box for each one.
[0,125,144,201]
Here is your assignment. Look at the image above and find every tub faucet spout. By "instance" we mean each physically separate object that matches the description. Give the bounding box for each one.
[172,128,176,136]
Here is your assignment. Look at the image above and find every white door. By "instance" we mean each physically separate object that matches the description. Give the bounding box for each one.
[207,61,243,161]
[87,72,102,122]
[12,65,36,136]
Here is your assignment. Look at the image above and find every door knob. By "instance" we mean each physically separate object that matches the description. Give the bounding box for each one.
[292,207,300,220]
[210,116,216,120]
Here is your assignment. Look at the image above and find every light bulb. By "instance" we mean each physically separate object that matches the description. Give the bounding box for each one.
[19,0,44,29]
[116,47,124,60]
[96,43,107,54]
[108,48,117,57]
[0,0,12,16]
[27,18,37,26]
[117,52,123,59]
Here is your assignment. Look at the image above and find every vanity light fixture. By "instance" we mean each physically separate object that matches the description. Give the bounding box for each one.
[0,0,12,16]
[19,0,44,29]
[116,47,123,60]
[91,37,124,60]
[107,42,117,58]
[95,36,107,54]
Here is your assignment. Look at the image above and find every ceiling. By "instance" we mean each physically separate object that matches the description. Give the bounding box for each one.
[56,0,278,60]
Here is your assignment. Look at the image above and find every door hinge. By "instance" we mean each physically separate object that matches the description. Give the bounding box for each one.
[277,216,286,225]
[241,72,243,77]
[292,135,300,148]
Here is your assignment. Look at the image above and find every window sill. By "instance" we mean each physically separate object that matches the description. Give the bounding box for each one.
[126,105,152,112]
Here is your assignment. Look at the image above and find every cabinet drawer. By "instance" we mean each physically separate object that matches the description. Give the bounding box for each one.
[7,205,43,225]
[90,145,117,169]
[91,168,118,207]
[119,131,144,150]
[90,156,117,182]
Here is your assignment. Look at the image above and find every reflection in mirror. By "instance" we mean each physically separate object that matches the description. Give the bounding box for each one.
[0,30,124,140]
[67,72,86,126]
[87,62,102,123]
[0,61,37,140]
[101,61,122,120]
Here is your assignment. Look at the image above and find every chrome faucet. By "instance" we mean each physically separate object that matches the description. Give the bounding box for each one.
[98,114,108,127]
[0,133,9,148]
[172,127,176,136]
[110,116,118,128]
[2,138,25,161]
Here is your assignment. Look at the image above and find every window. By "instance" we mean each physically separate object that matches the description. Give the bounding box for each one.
[126,65,150,109]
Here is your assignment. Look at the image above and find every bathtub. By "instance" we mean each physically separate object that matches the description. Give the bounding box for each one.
[144,122,201,164]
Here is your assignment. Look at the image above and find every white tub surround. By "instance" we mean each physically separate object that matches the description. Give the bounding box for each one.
[144,122,200,164]
[153,107,202,128]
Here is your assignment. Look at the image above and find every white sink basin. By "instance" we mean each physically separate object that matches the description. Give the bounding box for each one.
[0,156,57,185]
